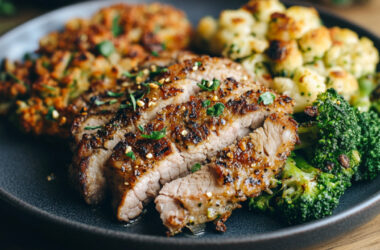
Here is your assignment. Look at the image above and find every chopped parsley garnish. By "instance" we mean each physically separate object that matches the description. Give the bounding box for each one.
[109,99,118,105]
[96,40,115,57]
[138,125,144,132]
[149,67,169,77]
[141,127,166,140]
[151,51,159,57]
[191,163,201,173]
[45,106,57,121]
[84,125,103,130]
[106,91,123,97]
[125,151,136,161]
[122,70,144,79]
[207,103,225,117]
[123,71,134,78]
[129,93,136,111]
[258,92,276,105]
[42,84,56,91]
[197,78,220,92]
[202,99,211,107]
[119,104,129,109]
[112,15,123,37]
[94,99,117,106]
[194,61,202,67]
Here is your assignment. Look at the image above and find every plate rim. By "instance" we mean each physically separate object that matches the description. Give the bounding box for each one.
[1,0,380,247]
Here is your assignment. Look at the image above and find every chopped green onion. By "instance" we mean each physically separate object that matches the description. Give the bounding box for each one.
[42,84,56,91]
[94,99,117,106]
[197,78,220,92]
[129,93,136,111]
[94,99,106,106]
[194,61,202,67]
[207,103,225,117]
[109,99,118,105]
[151,51,159,57]
[84,125,103,130]
[191,163,201,173]
[106,91,123,97]
[96,40,115,57]
[112,15,123,37]
[138,125,144,132]
[125,151,136,161]
[141,127,166,140]
[45,106,57,121]
[258,92,276,105]
[123,71,134,78]
[119,104,130,109]
[202,99,211,107]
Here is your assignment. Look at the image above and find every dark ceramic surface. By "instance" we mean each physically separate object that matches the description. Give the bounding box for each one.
[0,1,380,249]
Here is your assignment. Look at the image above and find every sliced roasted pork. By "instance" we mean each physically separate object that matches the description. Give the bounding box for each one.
[106,88,293,222]
[155,113,298,235]
[69,56,256,205]
[70,51,196,144]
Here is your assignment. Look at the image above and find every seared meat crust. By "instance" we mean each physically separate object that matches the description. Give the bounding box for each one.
[70,56,255,205]
[106,88,293,222]
[155,113,298,235]
[0,3,192,137]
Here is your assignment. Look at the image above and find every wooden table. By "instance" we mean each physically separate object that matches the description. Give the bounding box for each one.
[0,1,379,250]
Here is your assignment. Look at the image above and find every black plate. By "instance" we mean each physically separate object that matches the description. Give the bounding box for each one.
[1,1,380,249]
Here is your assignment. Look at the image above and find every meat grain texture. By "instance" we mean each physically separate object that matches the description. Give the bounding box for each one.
[155,113,298,235]
[70,56,256,205]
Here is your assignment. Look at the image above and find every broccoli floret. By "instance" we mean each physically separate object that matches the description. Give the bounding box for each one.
[299,88,362,178]
[249,155,347,224]
[354,110,380,181]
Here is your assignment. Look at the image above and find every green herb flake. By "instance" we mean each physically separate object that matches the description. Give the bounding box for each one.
[207,103,225,117]
[106,91,123,97]
[84,125,103,130]
[123,71,134,78]
[197,78,220,92]
[138,125,144,132]
[141,127,166,140]
[112,15,123,37]
[191,163,201,173]
[151,51,159,57]
[125,151,136,161]
[258,92,276,105]
[109,99,118,105]
[45,106,57,121]
[202,99,211,107]
[96,40,115,57]
[42,84,56,91]
[195,61,202,67]
[94,99,106,106]
[119,104,129,109]
[129,93,136,111]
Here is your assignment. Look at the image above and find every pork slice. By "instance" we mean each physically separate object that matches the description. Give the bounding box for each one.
[69,56,256,205]
[106,88,294,222]
[155,113,298,235]
[70,51,197,144]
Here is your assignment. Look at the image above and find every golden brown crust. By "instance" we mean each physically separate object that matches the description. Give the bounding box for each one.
[0,3,192,138]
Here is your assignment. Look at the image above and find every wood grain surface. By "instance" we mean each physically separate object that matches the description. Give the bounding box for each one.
[0,1,379,250]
